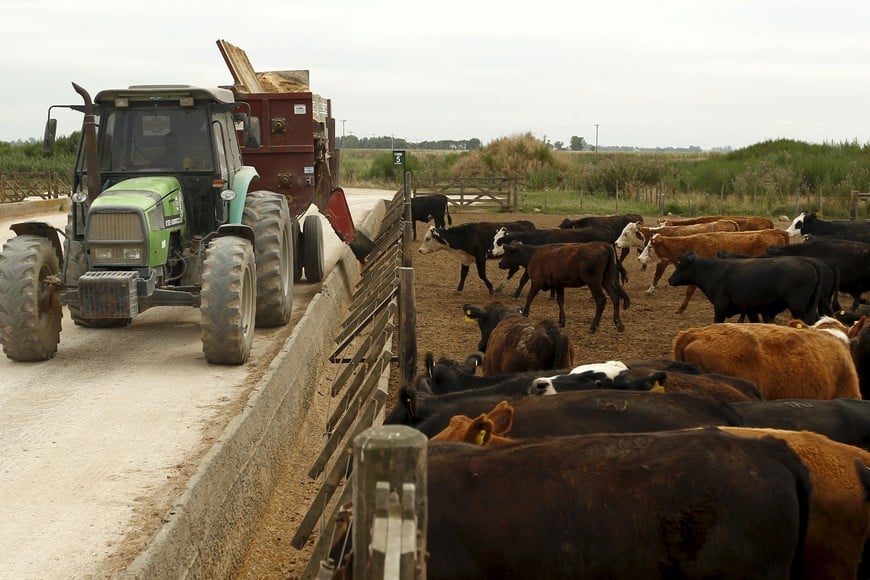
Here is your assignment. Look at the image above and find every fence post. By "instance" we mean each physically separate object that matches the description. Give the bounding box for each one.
[398,267,416,390]
[353,425,427,580]
[851,190,858,220]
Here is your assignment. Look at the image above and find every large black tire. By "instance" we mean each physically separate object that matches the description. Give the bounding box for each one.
[0,235,62,361]
[200,236,257,365]
[64,215,131,328]
[302,214,324,283]
[291,218,304,283]
[242,191,294,327]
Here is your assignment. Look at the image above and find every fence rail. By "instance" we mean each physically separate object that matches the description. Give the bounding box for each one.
[0,172,71,203]
[411,175,517,211]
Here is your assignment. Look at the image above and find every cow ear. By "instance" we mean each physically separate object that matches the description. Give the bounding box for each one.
[467,416,495,446]
[463,304,484,322]
[425,352,436,377]
[487,402,514,435]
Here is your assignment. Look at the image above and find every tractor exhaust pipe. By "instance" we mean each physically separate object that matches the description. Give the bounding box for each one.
[71,82,102,207]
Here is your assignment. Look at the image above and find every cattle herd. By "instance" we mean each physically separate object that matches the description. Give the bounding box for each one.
[334,200,870,579]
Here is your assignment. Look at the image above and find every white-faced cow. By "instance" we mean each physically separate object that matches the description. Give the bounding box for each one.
[410,193,452,240]
[418,220,535,294]
[786,210,870,243]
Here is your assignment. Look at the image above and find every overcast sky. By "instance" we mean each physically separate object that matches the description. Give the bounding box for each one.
[4,0,868,150]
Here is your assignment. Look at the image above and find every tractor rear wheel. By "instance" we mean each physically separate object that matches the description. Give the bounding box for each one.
[242,191,294,327]
[200,236,257,365]
[0,235,62,361]
[302,214,324,283]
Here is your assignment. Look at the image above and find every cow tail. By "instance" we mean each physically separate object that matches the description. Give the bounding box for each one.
[552,326,573,369]
[830,263,842,313]
[672,330,694,361]
[607,244,631,310]
[806,261,824,324]
[445,200,452,226]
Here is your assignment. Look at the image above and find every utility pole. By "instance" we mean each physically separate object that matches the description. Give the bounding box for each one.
[341,119,346,146]
[594,124,599,153]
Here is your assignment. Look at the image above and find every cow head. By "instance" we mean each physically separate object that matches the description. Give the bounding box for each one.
[418,226,448,254]
[489,227,511,257]
[497,241,526,272]
[424,352,484,394]
[615,221,644,249]
[667,251,701,287]
[463,301,522,351]
[638,236,660,266]
[785,211,808,237]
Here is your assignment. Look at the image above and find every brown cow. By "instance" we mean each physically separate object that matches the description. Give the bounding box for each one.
[463,300,574,375]
[522,241,629,332]
[426,429,811,579]
[614,219,740,252]
[429,400,516,446]
[673,319,860,400]
[658,215,775,231]
[638,228,790,313]
[722,427,870,580]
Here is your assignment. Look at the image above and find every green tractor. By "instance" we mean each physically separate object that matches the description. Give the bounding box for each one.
[0,83,296,364]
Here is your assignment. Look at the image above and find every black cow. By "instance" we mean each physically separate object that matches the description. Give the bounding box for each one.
[668,251,823,324]
[417,221,536,294]
[425,429,810,579]
[786,211,870,243]
[717,249,841,319]
[766,237,870,311]
[558,213,644,263]
[523,241,630,331]
[731,398,870,452]
[536,362,763,403]
[387,372,663,432]
[410,194,452,240]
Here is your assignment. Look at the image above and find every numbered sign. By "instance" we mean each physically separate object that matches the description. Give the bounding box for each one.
[393,150,406,165]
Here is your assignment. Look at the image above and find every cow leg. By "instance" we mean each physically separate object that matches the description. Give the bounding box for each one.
[523,285,541,318]
[602,281,625,333]
[512,272,530,300]
[646,261,670,295]
[589,285,619,332]
[474,257,494,295]
[495,267,518,294]
[412,220,417,241]
[456,264,470,293]
[618,246,630,264]
[555,288,567,327]
[675,285,696,314]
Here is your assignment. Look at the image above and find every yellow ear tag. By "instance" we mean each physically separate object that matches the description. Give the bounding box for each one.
[651,381,665,393]
[474,429,487,446]
[464,310,474,323]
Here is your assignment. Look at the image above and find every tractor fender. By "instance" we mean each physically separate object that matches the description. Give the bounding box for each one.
[209,224,255,249]
[227,166,260,225]
[10,221,63,263]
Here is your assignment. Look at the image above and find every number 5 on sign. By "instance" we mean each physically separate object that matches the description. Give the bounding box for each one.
[393,150,405,165]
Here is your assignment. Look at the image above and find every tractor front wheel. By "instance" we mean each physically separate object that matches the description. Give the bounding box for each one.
[0,235,62,361]
[200,236,257,365]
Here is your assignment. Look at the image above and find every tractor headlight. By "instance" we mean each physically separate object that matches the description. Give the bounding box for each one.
[220,189,236,202]
[90,245,144,265]
[93,246,114,261]
[71,191,88,204]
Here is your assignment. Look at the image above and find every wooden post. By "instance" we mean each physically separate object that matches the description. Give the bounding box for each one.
[398,267,417,390]
[851,190,858,220]
[353,426,427,580]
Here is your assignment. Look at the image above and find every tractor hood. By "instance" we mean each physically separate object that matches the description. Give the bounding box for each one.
[91,176,185,228]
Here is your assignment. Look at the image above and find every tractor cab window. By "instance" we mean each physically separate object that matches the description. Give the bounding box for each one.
[100,108,215,173]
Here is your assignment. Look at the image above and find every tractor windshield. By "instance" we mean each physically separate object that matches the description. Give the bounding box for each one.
[98,107,215,173]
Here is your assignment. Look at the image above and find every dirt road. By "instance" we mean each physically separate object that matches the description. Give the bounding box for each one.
[0,189,394,579]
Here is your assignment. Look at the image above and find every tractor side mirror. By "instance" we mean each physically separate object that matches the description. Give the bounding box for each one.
[43,118,57,154]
